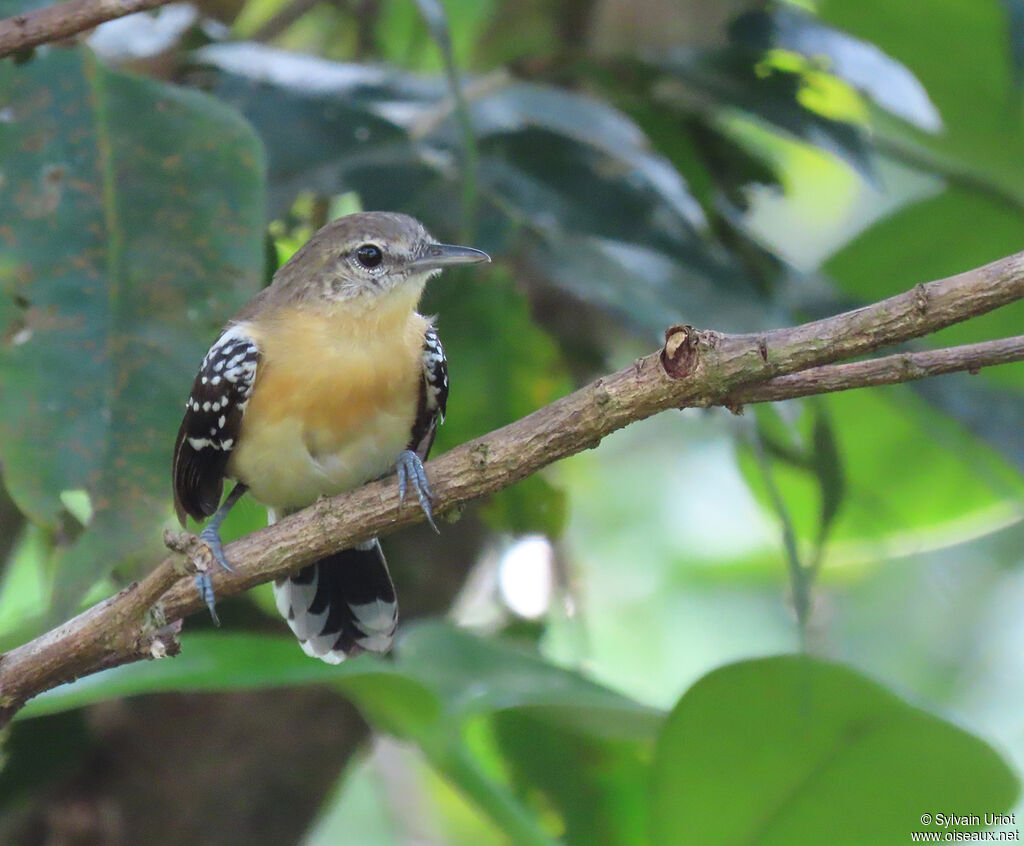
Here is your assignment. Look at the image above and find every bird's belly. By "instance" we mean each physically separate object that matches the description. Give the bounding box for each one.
[228,403,415,509]
[223,303,429,510]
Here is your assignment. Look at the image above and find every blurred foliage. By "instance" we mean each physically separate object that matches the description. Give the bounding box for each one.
[1,0,1023,843]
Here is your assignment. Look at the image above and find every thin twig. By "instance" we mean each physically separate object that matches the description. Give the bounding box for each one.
[0,0,173,58]
[727,335,1024,405]
[0,250,1022,723]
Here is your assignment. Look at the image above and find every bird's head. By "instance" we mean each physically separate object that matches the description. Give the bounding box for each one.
[274,211,490,309]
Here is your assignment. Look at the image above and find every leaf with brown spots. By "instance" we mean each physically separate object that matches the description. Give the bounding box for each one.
[0,47,265,615]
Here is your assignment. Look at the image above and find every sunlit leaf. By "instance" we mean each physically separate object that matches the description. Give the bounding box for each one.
[647,47,875,179]
[731,6,941,131]
[739,388,1024,551]
[818,0,1024,205]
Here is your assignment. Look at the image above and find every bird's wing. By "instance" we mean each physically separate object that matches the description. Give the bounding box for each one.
[172,324,260,525]
[406,324,448,460]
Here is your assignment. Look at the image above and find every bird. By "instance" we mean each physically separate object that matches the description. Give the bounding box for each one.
[171,211,490,663]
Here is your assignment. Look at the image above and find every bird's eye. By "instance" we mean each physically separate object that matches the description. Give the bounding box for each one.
[355,244,384,269]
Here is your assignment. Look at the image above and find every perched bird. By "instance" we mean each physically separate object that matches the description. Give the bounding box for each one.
[172,212,490,663]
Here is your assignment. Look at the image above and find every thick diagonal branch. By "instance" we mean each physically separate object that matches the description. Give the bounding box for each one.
[1,250,1023,723]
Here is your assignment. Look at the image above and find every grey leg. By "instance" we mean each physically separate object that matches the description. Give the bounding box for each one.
[395,450,438,533]
[196,482,248,625]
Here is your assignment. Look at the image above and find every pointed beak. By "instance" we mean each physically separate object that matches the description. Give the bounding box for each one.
[410,243,491,273]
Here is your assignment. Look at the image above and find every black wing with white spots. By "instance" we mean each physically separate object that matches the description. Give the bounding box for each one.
[173,326,260,525]
[407,325,448,460]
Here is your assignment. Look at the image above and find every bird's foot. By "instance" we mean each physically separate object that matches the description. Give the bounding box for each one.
[396,449,438,533]
[196,524,235,626]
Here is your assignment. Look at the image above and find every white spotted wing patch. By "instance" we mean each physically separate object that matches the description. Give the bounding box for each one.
[173,324,260,524]
[407,325,448,460]
[422,325,448,423]
[185,326,259,451]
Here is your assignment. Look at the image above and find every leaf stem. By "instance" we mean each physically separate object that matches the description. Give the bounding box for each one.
[749,425,811,647]
[414,0,479,240]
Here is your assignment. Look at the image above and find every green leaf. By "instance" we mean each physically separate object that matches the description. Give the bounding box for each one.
[750,402,845,548]
[193,44,760,335]
[824,186,1024,475]
[425,262,568,439]
[740,388,1024,551]
[423,264,571,538]
[648,48,875,179]
[650,656,1019,845]
[193,48,431,216]
[0,49,265,609]
[528,232,777,335]
[818,0,1024,206]
[911,375,1024,475]
[827,187,1024,387]
[730,6,941,131]
[810,405,845,540]
[19,633,357,718]
[393,622,662,741]
[492,710,649,846]
[18,623,654,846]
[21,623,660,742]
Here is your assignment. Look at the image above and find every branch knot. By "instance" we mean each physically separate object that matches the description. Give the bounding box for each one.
[661,324,700,379]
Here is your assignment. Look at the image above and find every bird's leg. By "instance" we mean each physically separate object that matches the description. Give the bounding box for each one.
[395,450,438,533]
[196,482,248,624]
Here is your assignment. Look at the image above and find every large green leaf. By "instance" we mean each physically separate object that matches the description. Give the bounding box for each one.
[818,0,1024,206]
[19,623,657,845]
[21,622,661,741]
[192,43,770,335]
[0,48,265,609]
[650,656,1019,845]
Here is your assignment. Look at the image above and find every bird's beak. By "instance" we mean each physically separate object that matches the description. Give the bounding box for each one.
[410,243,491,273]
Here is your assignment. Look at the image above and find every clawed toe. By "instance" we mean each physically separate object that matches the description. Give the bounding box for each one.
[196,526,234,626]
[396,449,438,533]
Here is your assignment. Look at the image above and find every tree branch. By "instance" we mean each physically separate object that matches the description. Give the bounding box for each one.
[0,0,172,58]
[1,250,1023,724]
[726,334,1024,406]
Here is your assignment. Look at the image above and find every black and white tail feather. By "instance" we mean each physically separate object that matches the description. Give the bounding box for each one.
[272,533,398,663]
[269,326,448,663]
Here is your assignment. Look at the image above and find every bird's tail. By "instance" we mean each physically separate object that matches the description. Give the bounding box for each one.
[273,539,398,664]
